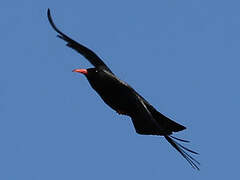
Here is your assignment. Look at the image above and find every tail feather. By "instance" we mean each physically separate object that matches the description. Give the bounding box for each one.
[164,135,200,170]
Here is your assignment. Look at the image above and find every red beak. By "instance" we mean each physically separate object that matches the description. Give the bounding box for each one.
[72,69,88,75]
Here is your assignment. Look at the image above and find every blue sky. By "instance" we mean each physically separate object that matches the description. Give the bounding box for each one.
[1,0,239,179]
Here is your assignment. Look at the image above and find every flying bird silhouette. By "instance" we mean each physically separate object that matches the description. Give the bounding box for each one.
[47,9,200,170]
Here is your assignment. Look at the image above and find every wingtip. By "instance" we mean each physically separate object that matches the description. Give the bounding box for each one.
[165,135,200,170]
[170,135,190,143]
[47,8,51,19]
[47,8,59,34]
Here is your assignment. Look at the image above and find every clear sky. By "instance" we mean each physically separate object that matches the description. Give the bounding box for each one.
[1,0,239,179]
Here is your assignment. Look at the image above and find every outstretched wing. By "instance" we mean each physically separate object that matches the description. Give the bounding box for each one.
[130,95,168,135]
[47,9,112,73]
[132,94,200,170]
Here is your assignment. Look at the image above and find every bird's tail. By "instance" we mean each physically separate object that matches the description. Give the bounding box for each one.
[164,135,200,170]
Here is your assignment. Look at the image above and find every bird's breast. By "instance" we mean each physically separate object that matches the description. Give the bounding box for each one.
[88,76,136,114]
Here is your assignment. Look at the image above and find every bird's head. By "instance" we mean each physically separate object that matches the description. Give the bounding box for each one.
[72,68,101,76]
[72,67,107,80]
[72,67,114,83]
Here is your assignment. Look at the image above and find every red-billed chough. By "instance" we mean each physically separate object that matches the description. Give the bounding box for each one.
[47,9,200,170]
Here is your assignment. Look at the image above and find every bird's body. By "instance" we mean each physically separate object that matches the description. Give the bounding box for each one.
[86,67,185,136]
[47,9,200,170]
[86,68,133,115]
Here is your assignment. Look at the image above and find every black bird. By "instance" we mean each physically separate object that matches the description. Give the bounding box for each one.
[47,9,200,170]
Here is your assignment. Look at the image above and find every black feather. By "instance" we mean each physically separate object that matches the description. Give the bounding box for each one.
[47,9,112,73]
[165,136,200,170]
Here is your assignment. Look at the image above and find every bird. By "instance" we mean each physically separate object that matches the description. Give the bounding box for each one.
[47,9,200,170]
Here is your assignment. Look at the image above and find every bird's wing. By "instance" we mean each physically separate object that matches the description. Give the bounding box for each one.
[133,92,186,133]
[132,95,200,170]
[130,95,168,135]
[143,101,186,133]
[135,94,200,169]
[47,9,112,73]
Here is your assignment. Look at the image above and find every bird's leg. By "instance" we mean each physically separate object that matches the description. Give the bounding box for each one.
[116,109,127,115]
